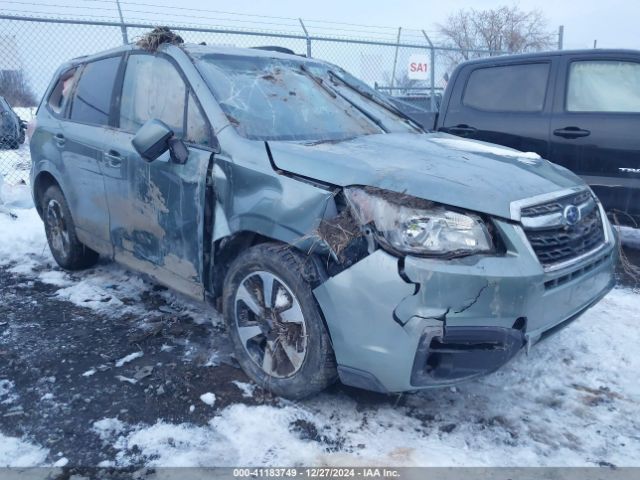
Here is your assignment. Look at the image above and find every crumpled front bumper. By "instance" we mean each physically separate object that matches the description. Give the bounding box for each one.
[312,218,617,393]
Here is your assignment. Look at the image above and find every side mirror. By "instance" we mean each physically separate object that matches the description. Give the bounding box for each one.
[132,119,189,164]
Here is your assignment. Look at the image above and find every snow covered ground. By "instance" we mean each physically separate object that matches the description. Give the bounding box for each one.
[1,154,640,469]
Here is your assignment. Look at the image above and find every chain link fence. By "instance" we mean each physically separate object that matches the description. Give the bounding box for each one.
[0,13,508,185]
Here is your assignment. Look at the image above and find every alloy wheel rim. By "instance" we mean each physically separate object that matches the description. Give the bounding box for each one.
[46,199,70,258]
[234,271,308,378]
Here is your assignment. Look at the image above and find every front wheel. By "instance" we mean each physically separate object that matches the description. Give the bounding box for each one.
[41,185,99,270]
[222,243,337,399]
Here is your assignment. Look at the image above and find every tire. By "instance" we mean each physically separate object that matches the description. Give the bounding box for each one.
[222,243,337,399]
[41,185,99,270]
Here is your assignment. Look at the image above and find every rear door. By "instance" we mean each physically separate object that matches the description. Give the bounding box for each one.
[549,54,640,219]
[440,60,554,157]
[61,55,123,254]
[102,52,215,299]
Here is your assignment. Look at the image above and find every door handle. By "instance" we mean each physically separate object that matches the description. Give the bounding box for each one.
[553,127,591,139]
[104,150,123,167]
[54,133,65,147]
[447,124,477,136]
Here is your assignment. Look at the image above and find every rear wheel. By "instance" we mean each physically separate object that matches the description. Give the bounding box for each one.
[222,243,337,399]
[41,185,99,270]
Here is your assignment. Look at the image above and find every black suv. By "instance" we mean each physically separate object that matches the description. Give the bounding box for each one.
[405,50,640,225]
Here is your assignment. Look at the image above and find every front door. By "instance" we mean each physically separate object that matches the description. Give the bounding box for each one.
[102,52,215,299]
[550,55,640,219]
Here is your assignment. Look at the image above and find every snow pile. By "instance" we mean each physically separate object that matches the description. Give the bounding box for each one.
[101,405,330,467]
[0,207,49,273]
[0,181,32,209]
[115,422,229,467]
[618,226,640,250]
[200,392,216,406]
[115,351,144,368]
[87,287,640,468]
[232,381,256,398]
[430,137,542,161]
[0,433,48,467]
[93,417,126,443]
[53,457,69,467]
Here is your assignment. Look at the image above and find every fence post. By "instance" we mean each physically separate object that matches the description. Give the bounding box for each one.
[422,30,436,112]
[299,18,311,58]
[390,27,402,90]
[558,25,564,50]
[115,0,128,44]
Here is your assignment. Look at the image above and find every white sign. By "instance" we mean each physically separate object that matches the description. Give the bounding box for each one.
[407,54,429,80]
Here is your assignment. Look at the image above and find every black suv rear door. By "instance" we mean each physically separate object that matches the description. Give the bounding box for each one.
[440,59,555,158]
[550,52,640,219]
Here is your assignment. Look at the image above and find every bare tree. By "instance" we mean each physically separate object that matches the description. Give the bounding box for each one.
[438,5,555,68]
[0,70,37,107]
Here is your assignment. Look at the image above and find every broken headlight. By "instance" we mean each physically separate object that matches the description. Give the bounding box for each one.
[344,187,494,257]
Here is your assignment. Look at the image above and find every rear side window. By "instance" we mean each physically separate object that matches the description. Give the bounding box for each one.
[47,68,78,116]
[69,56,121,125]
[119,55,186,136]
[567,60,640,112]
[463,63,550,112]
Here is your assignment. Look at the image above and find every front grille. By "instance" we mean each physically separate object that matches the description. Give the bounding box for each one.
[522,192,605,268]
[520,190,591,217]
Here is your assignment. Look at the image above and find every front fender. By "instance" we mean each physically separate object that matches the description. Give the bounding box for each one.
[212,154,337,253]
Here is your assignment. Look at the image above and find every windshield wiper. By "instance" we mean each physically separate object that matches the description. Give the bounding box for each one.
[327,70,425,132]
[299,64,388,133]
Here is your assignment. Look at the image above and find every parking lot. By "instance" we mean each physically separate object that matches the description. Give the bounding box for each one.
[2,5,640,475]
[1,152,639,472]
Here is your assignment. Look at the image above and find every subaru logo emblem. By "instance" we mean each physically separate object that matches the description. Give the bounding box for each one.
[564,205,581,226]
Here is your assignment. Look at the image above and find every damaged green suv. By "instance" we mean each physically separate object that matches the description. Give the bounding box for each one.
[30,40,617,398]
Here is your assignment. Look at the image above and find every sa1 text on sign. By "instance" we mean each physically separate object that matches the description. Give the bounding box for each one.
[408,54,429,80]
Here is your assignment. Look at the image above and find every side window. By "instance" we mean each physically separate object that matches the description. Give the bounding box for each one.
[567,60,640,112]
[69,57,121,125]
[185,92,210,145]
[119,55,186,135]
[463,63,550,112]
[47,68,78,116]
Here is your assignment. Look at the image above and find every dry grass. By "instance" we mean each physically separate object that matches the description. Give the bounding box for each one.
[316,208,362,259]
[136,27,184,51]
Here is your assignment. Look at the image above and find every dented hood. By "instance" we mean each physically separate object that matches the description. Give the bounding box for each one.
[267,132,583,219]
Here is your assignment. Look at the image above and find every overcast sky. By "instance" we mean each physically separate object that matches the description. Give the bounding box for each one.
[124,0,640,49]
[2,0,640,97]
[3,0,640,50]
[177,0,638,49]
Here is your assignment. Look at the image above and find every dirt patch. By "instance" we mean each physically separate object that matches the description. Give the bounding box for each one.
[0,265,276,468]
